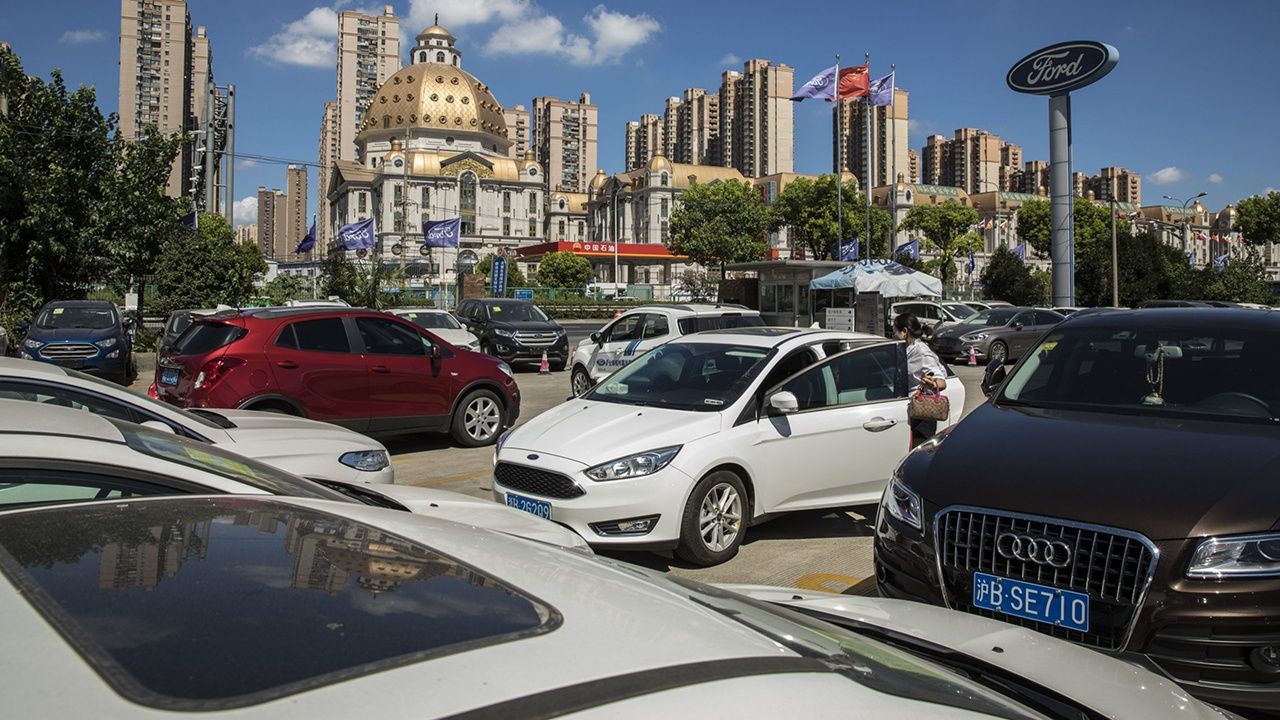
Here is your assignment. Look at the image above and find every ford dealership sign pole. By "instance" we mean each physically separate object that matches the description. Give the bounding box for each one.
[1007,41,1118,307]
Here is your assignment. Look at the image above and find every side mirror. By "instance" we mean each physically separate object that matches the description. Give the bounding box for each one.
[430,344,442,360]
[140,420,176,434]
[589,331,602,344]
[1011,322,1023,331]
[17,321,29,333]
[981,360,1007,398]
[767,390,799,415]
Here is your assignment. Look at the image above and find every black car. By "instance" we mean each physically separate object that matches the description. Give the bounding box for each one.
[874,307,1280,713]
[455,298,568,370]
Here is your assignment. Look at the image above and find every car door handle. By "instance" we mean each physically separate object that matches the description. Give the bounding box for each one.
[370,365,391,374]
[275,360,299,369]
[862,418,898,432]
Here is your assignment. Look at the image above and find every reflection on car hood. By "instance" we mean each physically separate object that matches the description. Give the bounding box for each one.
[425,328,478,347]
[910,403,1280,540]
[214,409,387,452]
[26,326,119,342]
[726,586,1226,720]
[932,323,999,340]
[491,320,561,331]
[359,484,591,552]
[504,400,720,466]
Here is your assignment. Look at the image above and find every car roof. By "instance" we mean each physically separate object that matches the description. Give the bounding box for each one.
[622,303,755,316]
[1062,306,1280,330]
[37,300,116,309]
[0,398,124,443]
[199,306,387,322]
[388,307,447,313]
[671,327,888,348]
[0,356,72,379]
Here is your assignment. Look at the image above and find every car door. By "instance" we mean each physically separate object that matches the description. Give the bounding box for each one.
[268,317,370,431]
[1006,310,1040,357]
[355,315,453,432]
[742,343,910,513]
[588,313,646,381]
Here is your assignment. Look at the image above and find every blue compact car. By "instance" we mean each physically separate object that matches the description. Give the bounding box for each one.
[18,301,135,384]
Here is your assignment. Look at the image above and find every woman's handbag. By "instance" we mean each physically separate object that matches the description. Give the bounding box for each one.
[909,386,950,422]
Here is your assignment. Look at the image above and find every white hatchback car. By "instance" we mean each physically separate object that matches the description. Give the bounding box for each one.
[388,308,480,350]
[0,494,1237,719]
[496,328,965,565]
[0,357,395,484]
[569,303,763,395]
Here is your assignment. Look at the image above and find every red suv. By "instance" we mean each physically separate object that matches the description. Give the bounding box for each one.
[153,307,520,447]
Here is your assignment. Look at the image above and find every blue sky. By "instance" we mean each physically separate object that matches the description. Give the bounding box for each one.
[4,0,1278,227]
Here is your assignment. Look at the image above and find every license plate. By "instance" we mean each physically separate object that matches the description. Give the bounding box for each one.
[53,358,85,369]
[505,492,551,520]
[972,572,1090,633]
[161,367,179,386]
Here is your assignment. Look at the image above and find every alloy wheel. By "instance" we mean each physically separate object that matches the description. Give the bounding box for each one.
[698,483,743,552]
[464,396,501,441]
[571,369,591,396]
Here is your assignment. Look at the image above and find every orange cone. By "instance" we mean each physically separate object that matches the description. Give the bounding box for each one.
[967,346,977,366]
[539,349,551,375]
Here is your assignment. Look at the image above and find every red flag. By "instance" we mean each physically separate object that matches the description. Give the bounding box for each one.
[833,65,869,100]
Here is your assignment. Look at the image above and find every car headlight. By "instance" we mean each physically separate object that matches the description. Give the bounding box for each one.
[961,333,989,342]
[495,428,514,453]
[95,337,117,348]
[466,340,480,350]
[1187,533,1280,578]
[339,450,390,472]
[881,477,923,530]
[493,327,516,338]
[585,446,681,481]
[23,338,41,349]
[496,361,514,378]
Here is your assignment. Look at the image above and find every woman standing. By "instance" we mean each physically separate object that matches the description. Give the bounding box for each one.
[893,312,948,447]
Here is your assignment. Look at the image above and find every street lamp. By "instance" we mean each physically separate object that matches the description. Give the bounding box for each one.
[1162,192,1207,254]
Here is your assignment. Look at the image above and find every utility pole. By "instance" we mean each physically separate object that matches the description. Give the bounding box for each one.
[863,52,872,261]
[834,53,842,258]
[224,85,235,227]
[1110,195,1119,308]
[203,81,217,213]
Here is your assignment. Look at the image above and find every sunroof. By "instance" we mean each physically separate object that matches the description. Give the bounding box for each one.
[0,497,559,710]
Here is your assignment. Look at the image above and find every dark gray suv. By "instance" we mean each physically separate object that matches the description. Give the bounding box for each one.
[929,307,1063,364]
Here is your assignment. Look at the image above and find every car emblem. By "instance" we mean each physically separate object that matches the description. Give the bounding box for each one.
[526,454,539,461]
[995,532,1073,568]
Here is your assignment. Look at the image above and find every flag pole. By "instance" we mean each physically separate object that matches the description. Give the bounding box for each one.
[889,63,897,255]
[834,53,842,259]
[864,52,872,261]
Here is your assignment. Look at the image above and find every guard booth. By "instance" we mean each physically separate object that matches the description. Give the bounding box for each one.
[724,260,850,327]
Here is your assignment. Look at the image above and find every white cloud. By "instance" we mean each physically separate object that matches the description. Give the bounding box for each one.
[1266,187,1278,195]
[60,30,104,44]
[407,0,531,29]
[485,15,574,56]
[582,6,660,64]
[1207,173,1223,184]
[233,197,258,228]
[718,53,742,67]
[482,5,657,65]
[248,7,349,68]
[1148,166,1188,186]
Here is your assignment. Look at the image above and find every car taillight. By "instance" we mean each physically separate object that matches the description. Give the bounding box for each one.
[194,357,245,390]
[146,383,158,398]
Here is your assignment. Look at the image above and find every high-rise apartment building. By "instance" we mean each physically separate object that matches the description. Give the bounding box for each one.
[717,70,740,170]
[236,224,258,245]
[503,104,530,159]
[834,88,909,191]
[1085,166,1142,205]
[920,135,948,185]
[999,142,1022,193]
[662,96,681,158]
[532,93,598,193]
[256,186,288,260]
[336,6,400,162]
[907,148,920,184]
[285,165,308,260]
[1011,159,1050,195]
[919,128,1021,194]
[1072,171,1087,198]
[625,114,664,170]
[673,88,720,165]
[317,100,339,251]
[727,59,794,177]
[119,0,197,196]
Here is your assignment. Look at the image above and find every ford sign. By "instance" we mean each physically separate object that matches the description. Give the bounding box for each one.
[1007,41,1118,95]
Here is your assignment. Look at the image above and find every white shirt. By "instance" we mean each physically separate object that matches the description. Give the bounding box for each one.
[905,339,947,392]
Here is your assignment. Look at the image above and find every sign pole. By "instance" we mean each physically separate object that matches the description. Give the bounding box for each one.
[864,52,872,261]
[834,53,842,258]
[1049,93,1073,306]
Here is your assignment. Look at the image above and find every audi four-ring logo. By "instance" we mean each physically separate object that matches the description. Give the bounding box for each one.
[996,532,1073,568]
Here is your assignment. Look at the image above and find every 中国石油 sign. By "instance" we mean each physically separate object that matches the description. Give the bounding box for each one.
[1007,41,1118,95]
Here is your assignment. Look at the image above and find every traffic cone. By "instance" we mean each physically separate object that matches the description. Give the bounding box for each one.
[539,350,551,375]
[967,346,978,366]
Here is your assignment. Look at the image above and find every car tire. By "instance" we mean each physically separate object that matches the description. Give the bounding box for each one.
[550,356,567,372]
[481,341,496,357]
[451,389,504,447]
[989,340,1009,365]
[570,367,593,396]
[676,470,747,567]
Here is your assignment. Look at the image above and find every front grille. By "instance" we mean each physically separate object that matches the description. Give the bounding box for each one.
[494,462,583,499]
[513,331,558,347]
[39,343,98,359]
[935,507,1156,651]
[1147,624,1280,692]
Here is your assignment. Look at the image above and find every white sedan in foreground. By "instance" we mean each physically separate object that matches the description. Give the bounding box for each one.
[494,328,965,565]
[0,356,395,484]
[0,493,1237,719]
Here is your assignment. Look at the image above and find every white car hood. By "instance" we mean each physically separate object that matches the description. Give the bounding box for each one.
[364,484,591,552]
[726,586,1226,720]
[503,399,721,466]
[214,409,382,450]
[431,328,478,348]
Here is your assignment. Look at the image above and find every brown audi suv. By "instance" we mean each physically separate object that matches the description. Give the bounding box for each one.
[874,308,1280,714]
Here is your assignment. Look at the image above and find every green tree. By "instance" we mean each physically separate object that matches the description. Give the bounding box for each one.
[476,254,528,287]
[153,214,265,313]
[1016,197,1132,258]
[319,245,360,303]
[535,251,593,289]
[263,273,307,305]
[1179,249,1273,304]
[899,200,982,296]
[768,174,892,259]
[1235,191,1280,246]
[669,180,770,267]
[979,247,1045,306]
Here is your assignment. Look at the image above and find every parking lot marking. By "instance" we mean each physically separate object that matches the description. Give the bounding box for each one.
[794,572,862,594]
[410,470,492,488]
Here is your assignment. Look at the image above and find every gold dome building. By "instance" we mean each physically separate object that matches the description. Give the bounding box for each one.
[326,22,546,288]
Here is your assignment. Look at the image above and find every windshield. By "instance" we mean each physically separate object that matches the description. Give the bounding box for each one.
[172,322,245,356]
[587,342,770,411]
[399,311,462,330]
[961,308,1018,326]
[166,311,195,336]
[116,421,350,500]
[942,302,977,319]
[61,367,225,431]
[35,305,117,330]
[489,303,550,322]
[1000,326,1280,423]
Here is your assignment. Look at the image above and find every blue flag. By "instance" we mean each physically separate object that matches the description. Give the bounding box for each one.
[1188,252,1196,270]
[295,217,316,254]
[182,211,199,232]
[896,238,919,260]
[791,65,837,102]
[829,238,859,261]
[1213,252,1229,270]
[869,70,895,107]
[338,218,376,250]
[965,248,976,275]
[423,217,461,248]
[1012,243,1026,262]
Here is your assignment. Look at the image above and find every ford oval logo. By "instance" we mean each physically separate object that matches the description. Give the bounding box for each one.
[1007,41,1118,96]
[526,454,539,461]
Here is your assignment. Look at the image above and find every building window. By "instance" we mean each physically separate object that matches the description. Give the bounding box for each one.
[528,193,538,214]
[577,220,584,238]
[661,172,669,187]
[660,198,668,218]
[558,219,566,239]
[661,220,669,243]
[383,115,390,129]
[436,51,445,63]
[394,211,404,233]
[503,191,511,213]
[558,198,566,210]
[421,187,430,209]
[459,172,478,235]
[529,218,537,238]
[393,183,402,204]
[503,217,511,236]
[419,52,427,63]
[357,193,367,215]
